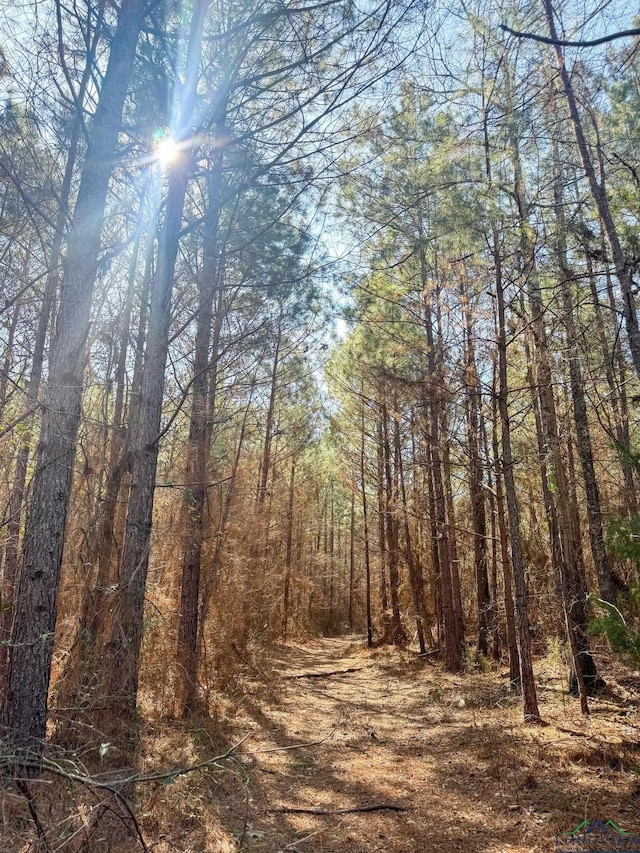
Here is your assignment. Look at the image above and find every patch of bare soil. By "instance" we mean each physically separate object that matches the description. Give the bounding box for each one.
[3,639,639,852]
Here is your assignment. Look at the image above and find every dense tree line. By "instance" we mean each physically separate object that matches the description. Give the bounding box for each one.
[328,2,640,722]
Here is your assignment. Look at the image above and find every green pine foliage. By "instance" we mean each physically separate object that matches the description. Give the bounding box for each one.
[590,598,640,665]
[592,445,640,664]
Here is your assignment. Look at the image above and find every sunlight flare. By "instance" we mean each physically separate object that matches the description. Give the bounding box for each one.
[152,128,181,166]
[155,135,180,166]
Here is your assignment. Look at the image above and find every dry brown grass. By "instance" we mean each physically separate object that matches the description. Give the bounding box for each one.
[2,638,639,852]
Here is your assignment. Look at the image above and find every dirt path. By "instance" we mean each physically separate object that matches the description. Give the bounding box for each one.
[194,637,639,853]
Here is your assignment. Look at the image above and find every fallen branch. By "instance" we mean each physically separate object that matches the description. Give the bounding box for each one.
[254,738,329,754]
[16,780,51,852]
[279,803,407,815]
[284,667,364,679]
[1,735,251,851]
[1,733,250,791]
[554,725,589,738]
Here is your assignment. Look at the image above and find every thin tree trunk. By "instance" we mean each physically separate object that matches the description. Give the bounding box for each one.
[376,419,391,641]
[197,390,252,662]
[0,302,19,416]
[282,458,296,641]
[420,250,460,670]
[584,252,636,515]
[258,320,282,505]
[425,431,442,646]
[480,409,500,661]
[394,411,426,653]
[176,121,225,718]
[382,401,405,645]
[495,260,540,721]
[348,487,355,631]
[441,415,465,652]
[551,136,615,605]
[327,482,335,634]
[98,0,208,741]
[543,0,640,380]
[360,398,373,648]
[485,94,539,717]
[510,109,594,714]
[461,277,489,656]
[490,358,520,684]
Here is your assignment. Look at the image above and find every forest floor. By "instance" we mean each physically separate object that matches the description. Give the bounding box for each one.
[3,637,640,852]
[137,637,640,853]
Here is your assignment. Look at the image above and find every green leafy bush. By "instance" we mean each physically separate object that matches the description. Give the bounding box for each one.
[590,598,640,665]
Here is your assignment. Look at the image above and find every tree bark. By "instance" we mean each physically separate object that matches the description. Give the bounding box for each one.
[495,250,541,721]
[543,0,640,380]
[258,318,282,505]
[382,400,405,645]
[509,108,595,714]
[491,357,520,685]
[348,487,355,631]
[197,391,252,663]
[177,121,225,717]
[485,90,539,717]
[97,0,209,740]
[376,418,391,641]
[1,0,146,747]
[360,398,373,648]
[461,277,490,656]
[420,251,461,670]
[394,410,427,653]
[282,458,296,641]
[551,136,615,605]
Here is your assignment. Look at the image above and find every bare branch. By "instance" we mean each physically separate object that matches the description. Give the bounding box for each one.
[499,23,640,48]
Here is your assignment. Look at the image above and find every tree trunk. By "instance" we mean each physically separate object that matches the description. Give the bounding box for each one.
[495,253,540,721]
[491,357,520,685]
[348,487,355,631]
[258,320,282,505]
[197,391,252,663]
[584,252,637,515]
[177,122,225,718]
[360,398,373,648]
[461,277,490,656]
[487,92,539,716]
[0,34,98,700]
[420,252,461,670]
[551,136,615,605]
[101,155,194,738]
[376,418,391,641]
[1,0,146,748]
[424,430,442,647]
[97,0,208,741]
[543,0,640,380]
[52,202,151,739]
[382,401,405,645]
[510,109,595,714]
[394,411,427,653]
[0,302,19,416]
[282,458,296,641]
[480,409,500,661]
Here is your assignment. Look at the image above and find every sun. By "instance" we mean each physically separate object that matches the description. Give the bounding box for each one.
[156,135,180,166]
[152,128,180,166]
